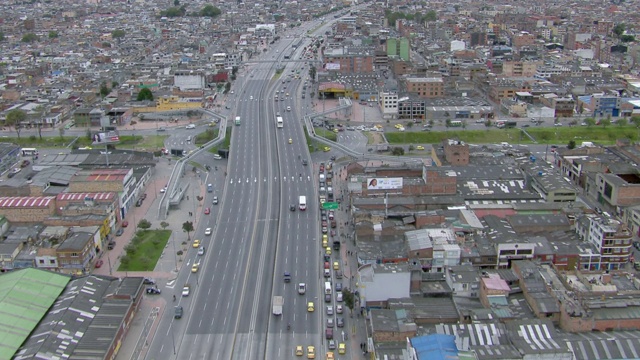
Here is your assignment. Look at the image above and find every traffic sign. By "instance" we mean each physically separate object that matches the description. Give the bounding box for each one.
[322,202,339,210]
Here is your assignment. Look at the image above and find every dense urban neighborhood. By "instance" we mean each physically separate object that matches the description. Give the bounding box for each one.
[1,0,640,359]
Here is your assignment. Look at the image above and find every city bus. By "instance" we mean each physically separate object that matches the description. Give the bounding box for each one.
[276,116,284,128]
[21,148,38,156]
[449,120,463,127]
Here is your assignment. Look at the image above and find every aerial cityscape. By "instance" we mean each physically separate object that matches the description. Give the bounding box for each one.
[1,0,640,359]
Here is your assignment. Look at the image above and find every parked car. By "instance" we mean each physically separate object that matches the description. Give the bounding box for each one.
[107,241,116,250]
[146,287,161,295]
[20,160,30,168]
[115,228,124,236]
[143,278,156,285]
[95,260,103,268]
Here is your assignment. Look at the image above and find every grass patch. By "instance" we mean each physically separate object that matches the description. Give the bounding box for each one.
[195,128,218,145]
[136,135,167,150]
[384,125,640,145]
[1,134,147,149]
[314,127,337,141]
[118,229,170,271]
[209,127,231,153]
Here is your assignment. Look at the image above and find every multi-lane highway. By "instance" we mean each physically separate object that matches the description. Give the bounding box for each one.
[145,19,331,360]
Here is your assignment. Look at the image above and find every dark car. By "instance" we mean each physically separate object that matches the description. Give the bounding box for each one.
[143,278,156,285]
[20,160,30,168]
[115,228,124,236]
[174,306,184,319]
[290,204,296,211]
[336,317,344,327]
[284,272,291,282]
[107,241,116,250]
[302,159,308,166]
[146,287,161,295]
[325,294,332,303]
[141,193,147,200]
[335,282,343,292]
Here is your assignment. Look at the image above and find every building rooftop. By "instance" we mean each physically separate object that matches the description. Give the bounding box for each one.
[0,269,69,360]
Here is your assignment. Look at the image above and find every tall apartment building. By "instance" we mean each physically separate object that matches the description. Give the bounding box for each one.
[324,47,374,74]
[581,217,632,271]
[502,60,541,77]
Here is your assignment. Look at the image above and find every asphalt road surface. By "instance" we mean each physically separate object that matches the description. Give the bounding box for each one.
[145,20,330,360]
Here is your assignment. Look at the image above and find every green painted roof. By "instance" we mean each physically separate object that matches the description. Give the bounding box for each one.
[0,269,70,359]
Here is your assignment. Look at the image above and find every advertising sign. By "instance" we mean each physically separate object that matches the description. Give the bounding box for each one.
[366,177,403,190]
[92,131,120,145]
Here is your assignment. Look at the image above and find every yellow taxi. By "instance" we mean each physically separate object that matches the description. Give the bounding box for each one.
[394,123,403,129]
[333,128,339,133]
[191,263,199,273]
[307,301,315,312]
[296,346,304,356]
[322,239,328,248]
[338,343,346,354]
[416,145,425,150]
[325,351,334,360]
[323,147,331,152]
[325,247,332,256]
[192,239,201,248]
[333,261,339,270]
[374,124,383,129]
[307,346,315,359]
[289,138,293,144]
[323,234,328,243]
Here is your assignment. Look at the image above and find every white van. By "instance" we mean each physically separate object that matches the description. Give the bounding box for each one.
[299,196,307,211]
[325,281,332,295]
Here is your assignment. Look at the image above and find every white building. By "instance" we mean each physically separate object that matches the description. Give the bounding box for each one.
[358,263,410,307]
[378,91,398,119]
[173,70,205,90]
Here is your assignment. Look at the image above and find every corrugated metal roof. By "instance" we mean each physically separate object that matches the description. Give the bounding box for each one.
[57,192,116,201]
[0,269,69,360]
[0,196,55,208]
[411,334,458,360]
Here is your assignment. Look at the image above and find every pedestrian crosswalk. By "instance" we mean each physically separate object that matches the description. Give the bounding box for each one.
[228,176,312,184]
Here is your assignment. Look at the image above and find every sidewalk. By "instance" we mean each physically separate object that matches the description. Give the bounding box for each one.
[335,162,370,358]
[97,156,213,360]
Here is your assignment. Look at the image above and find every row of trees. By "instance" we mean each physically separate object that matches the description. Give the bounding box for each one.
[159,4,221,18]
[385,9,437,27]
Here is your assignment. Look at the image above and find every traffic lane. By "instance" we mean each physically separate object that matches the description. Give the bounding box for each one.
[279,211,321,332]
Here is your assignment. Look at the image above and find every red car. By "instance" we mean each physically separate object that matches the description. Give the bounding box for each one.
[95,260,104,268]
[204,207,210,215]
[122,221,129,228]
[324,261,330,269]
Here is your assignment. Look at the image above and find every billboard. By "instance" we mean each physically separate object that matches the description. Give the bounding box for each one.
[92,131,120,145]
[367,177,403,190]
[325,63,341,71]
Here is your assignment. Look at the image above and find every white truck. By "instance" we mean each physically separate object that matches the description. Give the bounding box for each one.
[272,296,284,316]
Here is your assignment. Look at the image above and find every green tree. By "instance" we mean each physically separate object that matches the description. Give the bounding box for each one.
[174,0,179,5]
[199,4,221,17]
[342,288,356,313]
[225,82,231,93]
[631,116,640,128]
[160,221,170,230]
[391,147,405,156]
[48,31,59,39]
[613,23,625,38]
[111,29,126,39]
[22,33,39,43]
[137,88,154,101]
[584,117,596,127]
[621,35,635,42]
[424,10,437,22]
[600,118,611,128]
[567,140,576,149]
[182,221,194,241]
[617,118,628,127]
[100,82,110,98]
[6,109,27,139]
[485,119,492,129]
[138,219,152,230]
[58,127,65,140]
[112,81,119,88]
